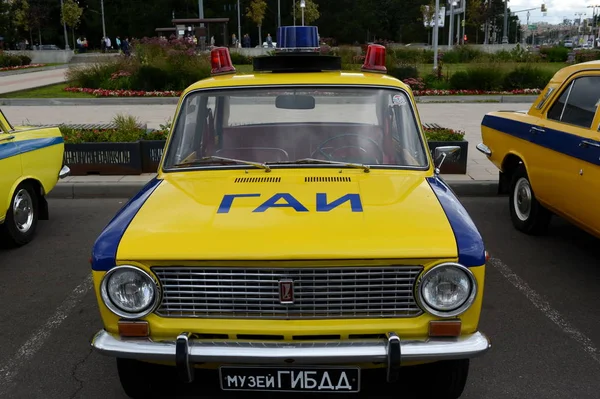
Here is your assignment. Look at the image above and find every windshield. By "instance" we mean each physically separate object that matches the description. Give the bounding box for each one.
[163,86,429,170]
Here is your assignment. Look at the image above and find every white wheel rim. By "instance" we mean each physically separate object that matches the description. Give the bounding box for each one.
[13,189,34,233]
[513,177,532,222]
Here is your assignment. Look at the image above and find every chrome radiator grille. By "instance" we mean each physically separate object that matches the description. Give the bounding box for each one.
[152,266,424,319]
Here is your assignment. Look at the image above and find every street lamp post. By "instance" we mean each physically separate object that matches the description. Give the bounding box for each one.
[237,0,241,48]
[278,0,281,27]
[588,5,600,48]
[59,0,70,50]
[300,0,305,26]
[502,0,509,43]
[433,0,440,72]
[448,1,456,47]
[100,0,106,39]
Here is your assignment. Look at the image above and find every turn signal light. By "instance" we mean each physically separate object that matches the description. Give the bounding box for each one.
[118,321,149,337]
[429,320,462,337]
[210,47,236,76]
[361,44,387,74]
[485,251,490,262]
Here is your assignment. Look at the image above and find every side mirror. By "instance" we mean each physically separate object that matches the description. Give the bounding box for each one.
[433,146,461,174]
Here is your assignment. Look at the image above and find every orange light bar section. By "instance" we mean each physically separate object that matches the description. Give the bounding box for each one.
[118,321,149,337]
[429,320,462,337]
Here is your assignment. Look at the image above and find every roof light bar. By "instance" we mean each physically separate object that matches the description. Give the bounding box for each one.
[361,44,387,74]
[210,47,236,76]
[276,26,320,53]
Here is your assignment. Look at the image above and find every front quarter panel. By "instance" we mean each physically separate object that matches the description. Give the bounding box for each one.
[16,127,65,195]
[481,111,540,174]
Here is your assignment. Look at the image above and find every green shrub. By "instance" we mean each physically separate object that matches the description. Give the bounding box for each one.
[540,46,569,62]
[66,37,212,92]
[575,50,600,63]
[422,73,451,90]
[442,46,484,63]
[449,65,504,91]
[424,128,465,141]
[503,65,554,90]
[388,64,419,80]
[17,54,32,65]
[391,48,433,64]
[448,71,471,90]
[0,54,23,67]
[229,51,253,65]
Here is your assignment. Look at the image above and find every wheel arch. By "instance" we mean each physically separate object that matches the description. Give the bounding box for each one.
[6,177,49,221]
[499,152,527,194]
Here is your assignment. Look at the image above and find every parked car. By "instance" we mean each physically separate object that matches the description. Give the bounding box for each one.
[0,109,70,247]
[478,60,600,237]
[90,26,490,399]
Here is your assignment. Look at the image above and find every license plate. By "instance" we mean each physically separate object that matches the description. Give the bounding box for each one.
[219,366,360,393]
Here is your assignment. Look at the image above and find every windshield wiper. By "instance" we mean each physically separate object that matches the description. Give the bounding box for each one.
[267,158,370,172]
[172,156,271,171]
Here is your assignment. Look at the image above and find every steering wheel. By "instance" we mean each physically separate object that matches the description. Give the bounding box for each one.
[311,134,385,164]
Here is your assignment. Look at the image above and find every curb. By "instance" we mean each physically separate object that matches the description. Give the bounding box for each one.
[48,179,502,199]
[0,64,68,77]
[0,95,538,106]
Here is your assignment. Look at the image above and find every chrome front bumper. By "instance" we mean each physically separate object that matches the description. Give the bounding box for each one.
[91,330,491,383]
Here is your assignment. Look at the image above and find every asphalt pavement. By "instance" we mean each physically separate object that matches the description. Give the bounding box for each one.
[1,197,599,398]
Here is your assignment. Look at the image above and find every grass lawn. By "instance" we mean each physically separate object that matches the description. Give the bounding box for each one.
[2,83,95,98]
[416,62,567,77]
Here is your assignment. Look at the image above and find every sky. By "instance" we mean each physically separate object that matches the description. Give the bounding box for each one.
[509,0,599,24]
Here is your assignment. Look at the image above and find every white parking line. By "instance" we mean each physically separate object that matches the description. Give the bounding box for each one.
[0,275,93,396]
[489,257,600,365]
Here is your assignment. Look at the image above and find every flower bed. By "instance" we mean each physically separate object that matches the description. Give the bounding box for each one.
[413,88,542,96]
[0,63,46,72]
[63,86,541,98]
[64,87,181,97]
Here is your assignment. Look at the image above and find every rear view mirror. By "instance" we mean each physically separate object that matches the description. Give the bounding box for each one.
[434,146,461,174]
[275,95,315,110]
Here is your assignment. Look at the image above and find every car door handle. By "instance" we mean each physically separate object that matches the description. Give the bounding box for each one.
[0,135,15,143]
[580,140,600,148]
[530,126,545,134]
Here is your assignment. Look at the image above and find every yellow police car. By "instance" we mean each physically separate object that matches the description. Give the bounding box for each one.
[90,26,490,398]
[478,60,600,237]
[0,109,69,247]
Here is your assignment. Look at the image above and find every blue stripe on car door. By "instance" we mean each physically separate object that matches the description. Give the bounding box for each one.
[0,137,64,161]
[482,114,600,166]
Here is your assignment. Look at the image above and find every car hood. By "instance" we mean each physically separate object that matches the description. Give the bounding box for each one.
[115,171,458,262]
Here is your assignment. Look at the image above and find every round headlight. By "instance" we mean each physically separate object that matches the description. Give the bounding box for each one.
[100,266,159,318]
[418,263,477,317]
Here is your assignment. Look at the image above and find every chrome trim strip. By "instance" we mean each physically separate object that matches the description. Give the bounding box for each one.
[91,330,491,364]
[0,135,15,143]
[476,143,492,156]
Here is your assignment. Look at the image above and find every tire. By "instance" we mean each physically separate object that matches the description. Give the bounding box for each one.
[417,359,470,399]
[509,164,551,235]
[117,358,165,398]
[0,183,39,247]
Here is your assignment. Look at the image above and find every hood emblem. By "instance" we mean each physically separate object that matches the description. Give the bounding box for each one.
[278,279,294,304]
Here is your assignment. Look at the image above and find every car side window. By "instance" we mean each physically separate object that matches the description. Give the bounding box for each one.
[547,76,600,129]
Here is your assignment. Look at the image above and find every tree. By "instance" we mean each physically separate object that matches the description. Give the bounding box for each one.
[14,0,31,46]
[247,0,267,46]
[61,0,83,50]
[467,0,486,44]
[294,0,320,26]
